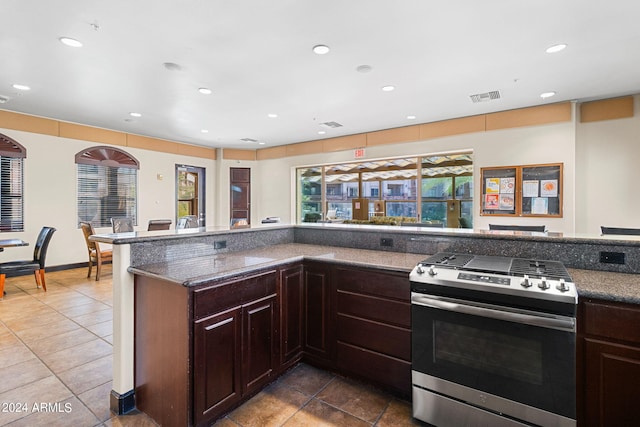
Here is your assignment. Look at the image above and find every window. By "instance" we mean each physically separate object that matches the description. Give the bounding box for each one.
[0,134,26,232]
[296,153,473,225]
[76,146,139,227]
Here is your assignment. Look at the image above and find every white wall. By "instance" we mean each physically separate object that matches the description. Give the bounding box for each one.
[3,96,638,267]
[255,119,577,234]
[576,96,640,235]
[1,127,216,266]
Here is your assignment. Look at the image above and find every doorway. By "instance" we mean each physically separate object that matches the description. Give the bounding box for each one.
[176,165,206,227]
[230,167,250,228]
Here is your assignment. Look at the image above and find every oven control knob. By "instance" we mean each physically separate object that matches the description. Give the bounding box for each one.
[416,265,425,275]
[427,265,438,276]
[557,279,570,292]
[538,277,550,290]
[520,275,532,288]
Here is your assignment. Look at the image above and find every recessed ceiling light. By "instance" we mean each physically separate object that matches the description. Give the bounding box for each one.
[201,129,209,133]
[12,84,30,91]
[318,130,327,135]
[258,142,266,145]
[407,115,416,120]
[198,87,212,95]
[129,112,142,117]
[267,113,278,118]
[312,45,330,55]
[546,44,567,53]
[540,91,556,99]
[163,62,182,71]
[59,37,83,48]
[382,85,395,92]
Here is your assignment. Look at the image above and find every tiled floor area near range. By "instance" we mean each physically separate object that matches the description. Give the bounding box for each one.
[1,267,421,426]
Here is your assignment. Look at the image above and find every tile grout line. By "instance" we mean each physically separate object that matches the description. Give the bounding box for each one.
[0,275,113,425]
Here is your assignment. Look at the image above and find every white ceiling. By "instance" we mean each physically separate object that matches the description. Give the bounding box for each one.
[2,0,640,149]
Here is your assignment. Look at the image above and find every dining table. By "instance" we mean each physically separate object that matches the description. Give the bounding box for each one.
[0,238,29,296]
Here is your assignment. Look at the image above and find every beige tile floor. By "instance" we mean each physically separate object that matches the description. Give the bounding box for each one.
[0,266,422,427]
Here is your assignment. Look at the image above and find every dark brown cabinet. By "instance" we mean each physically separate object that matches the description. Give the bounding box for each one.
[279,264,304,369]
[578,298,640,427]
[193,270,278,426]
[134,260,413,426]
[135,268,278,427]
[333,266,412,397]
[303,262,333,366]
[194,307,242,424]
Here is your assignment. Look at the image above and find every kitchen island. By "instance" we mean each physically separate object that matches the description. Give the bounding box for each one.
[92,224,640,426]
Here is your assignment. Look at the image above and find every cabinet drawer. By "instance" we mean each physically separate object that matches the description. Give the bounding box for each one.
[336,314,410,360]
[334,267,409,300]
[336,341,411,396]
[337,291,410,328]
[194,270,277,319]
[583,300,640,344]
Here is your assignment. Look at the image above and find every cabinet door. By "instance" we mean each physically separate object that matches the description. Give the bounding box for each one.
[280,265,303,368]
[303,263,332,364]
[584,338,640,427]
[194,307,242,426]
[243,295,278,396]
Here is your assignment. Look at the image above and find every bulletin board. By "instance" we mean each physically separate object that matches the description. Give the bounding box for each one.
[481,163,563,217]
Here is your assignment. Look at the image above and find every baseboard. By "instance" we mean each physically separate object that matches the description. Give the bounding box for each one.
[110,389,135,415]
[6,261,112,277]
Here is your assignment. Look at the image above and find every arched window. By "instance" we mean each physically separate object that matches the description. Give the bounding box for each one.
[0,133,26,232]
[76,146,139,228]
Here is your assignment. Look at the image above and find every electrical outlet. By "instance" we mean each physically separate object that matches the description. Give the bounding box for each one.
[214,240,227,249]
[599,251,625,264]
[380,238,393,247]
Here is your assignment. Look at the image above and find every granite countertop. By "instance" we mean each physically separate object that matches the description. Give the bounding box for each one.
[129,243,426,287]
[129,243,640,304]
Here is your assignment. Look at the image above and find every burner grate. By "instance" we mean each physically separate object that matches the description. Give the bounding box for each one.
[509,258,572,281]
[420,253,473,268]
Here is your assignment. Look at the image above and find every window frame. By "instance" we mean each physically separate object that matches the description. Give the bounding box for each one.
[0,133,26,232]
[76,146,139,228]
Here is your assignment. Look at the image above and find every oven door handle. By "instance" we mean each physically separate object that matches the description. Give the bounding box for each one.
[411,294,576,332]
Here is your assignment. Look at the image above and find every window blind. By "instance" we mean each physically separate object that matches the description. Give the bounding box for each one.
[0,157,24,232]
[77,164,137,227]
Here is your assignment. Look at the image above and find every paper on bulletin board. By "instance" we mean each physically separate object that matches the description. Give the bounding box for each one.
[499,194,514,210]
[500,177,515,194]
[523,180,539,197]
[540,179,558,197]
[531,197,549,215]
[486,178,500,194]
[485,193,499,209]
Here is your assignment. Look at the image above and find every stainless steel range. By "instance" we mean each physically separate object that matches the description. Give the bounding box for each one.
[410,253,577,427]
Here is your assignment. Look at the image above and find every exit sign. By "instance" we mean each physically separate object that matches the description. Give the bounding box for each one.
[354,148,366,159]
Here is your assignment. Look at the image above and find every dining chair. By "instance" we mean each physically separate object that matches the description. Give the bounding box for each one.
[600,226,640,236]
[489,224,546,232]
[177,215,199,229]
[0,226,56,298]
[148,219,172,231]
[111,217,134,233]
[80,221,113,281]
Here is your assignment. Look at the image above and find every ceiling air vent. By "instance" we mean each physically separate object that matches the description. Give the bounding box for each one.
[319,121,343,129]
[240,138,258,143]
[470,90,501,103]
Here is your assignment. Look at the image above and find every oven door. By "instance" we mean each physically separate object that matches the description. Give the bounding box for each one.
[412,292,576,422]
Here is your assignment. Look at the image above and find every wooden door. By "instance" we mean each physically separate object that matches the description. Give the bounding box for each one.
[230,168,250,228]
[194,307,242,425]
[280,265,304,368]
[584,338,640,426]
[242,295,277,395]
[303,263,333,366]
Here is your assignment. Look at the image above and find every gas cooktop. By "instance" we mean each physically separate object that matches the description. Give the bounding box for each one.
[418,252,573,282]
[411,252,577,308]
